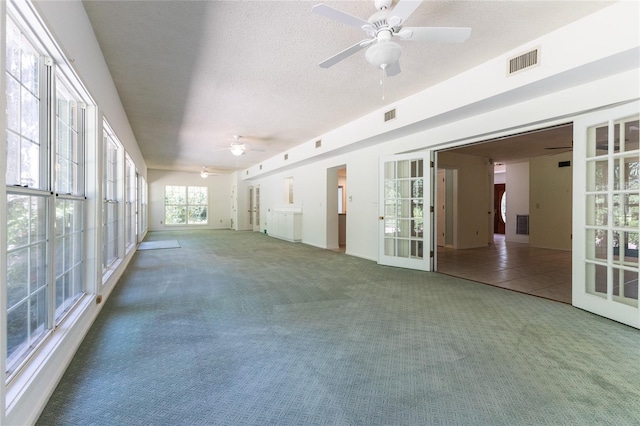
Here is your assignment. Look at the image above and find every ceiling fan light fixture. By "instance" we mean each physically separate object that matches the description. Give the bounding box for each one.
[230,145,245,156]
[365,40,401,69]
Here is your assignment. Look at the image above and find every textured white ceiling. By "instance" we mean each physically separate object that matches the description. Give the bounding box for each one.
[81,0,612,173]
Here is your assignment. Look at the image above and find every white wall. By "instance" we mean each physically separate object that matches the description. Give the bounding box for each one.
[530,151,573,250]
[438,152,492,249]
[505,162,530,244]
[148,169,232,231]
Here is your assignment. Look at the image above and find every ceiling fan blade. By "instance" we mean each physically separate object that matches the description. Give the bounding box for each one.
[399,26,471,43]
[312,4,371,31]
[385,61,401,77]
[389,0,423,26]
[319,40,369,68]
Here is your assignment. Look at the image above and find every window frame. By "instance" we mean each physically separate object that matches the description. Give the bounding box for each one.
[101,122,122,273]
[164,185,209,226]
[4,5,91,378]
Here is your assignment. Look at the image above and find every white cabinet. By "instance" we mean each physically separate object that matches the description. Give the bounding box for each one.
[267,208,302,242]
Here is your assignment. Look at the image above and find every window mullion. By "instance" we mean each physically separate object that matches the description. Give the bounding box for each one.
[44,57,56,330]
[78,103,86,196]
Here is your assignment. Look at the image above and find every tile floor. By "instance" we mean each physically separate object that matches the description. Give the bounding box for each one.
[437,234,572,304]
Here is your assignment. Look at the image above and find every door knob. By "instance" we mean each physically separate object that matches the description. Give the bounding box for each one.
[379,216,384,220]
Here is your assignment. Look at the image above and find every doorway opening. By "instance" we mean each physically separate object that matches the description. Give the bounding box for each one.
[327,165,347,253]
[436,123,573,304]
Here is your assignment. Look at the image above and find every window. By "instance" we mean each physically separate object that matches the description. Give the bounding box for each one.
[164,185,208,225]
[139,175,148,237]
[5,15,49,374]
[102,123,121,271]
[6,194,48,371]
[284,177,294,204]
[6,17,42,189]
[5,11,88,375]
[125,155,137,251]
[54,76,85,319]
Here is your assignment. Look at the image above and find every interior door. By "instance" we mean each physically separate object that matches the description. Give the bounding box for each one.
[253,185,261,232]
[573,101,639,328]
[379,152,433,271]
[248,186,254,227]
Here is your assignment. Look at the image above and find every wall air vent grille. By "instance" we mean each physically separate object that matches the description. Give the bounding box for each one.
[384,108,396,122]
[516,215,530,235]
[508,48,539,75]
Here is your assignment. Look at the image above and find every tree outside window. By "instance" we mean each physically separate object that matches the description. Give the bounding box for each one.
[165,185,208,225]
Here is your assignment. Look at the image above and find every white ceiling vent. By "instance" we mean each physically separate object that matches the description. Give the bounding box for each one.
[384,108,396,122]
[507,47,540,75]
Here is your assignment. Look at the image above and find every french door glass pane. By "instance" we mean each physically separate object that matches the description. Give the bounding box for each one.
[588,123,608,157]
[614,156,639,190]
[586,228,608,261]
[586,159,608,191]
[397,160,410,178]
[622,119,639,152]
[586,263,608,298]
[613,268,638,307]
[397,239,410,257]
[612,231,639,265]
[384,238,395,256]
[586,195,608,226]
[613,120,640,153]
[612,194,639,226]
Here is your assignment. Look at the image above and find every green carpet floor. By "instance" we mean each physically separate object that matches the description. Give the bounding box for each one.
[37,230,640,425]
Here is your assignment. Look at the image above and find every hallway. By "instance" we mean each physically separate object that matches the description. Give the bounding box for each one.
[437,235,572,304]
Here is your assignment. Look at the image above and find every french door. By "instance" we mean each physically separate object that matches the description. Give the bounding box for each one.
[378,152,433,271]
[573,101,639,328]
[248,185,261,232]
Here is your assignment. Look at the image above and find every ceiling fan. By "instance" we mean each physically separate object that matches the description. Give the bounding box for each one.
[312,0,471,77]
[214,135,264,157]
[198,166,219,178]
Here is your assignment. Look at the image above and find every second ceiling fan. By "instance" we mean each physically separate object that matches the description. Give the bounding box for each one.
[313,0,471,77]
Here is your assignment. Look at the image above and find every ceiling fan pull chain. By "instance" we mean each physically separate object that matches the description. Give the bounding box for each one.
[380,64,386,100]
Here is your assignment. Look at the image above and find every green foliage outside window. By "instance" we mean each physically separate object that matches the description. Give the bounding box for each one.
[165,185,208,225]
